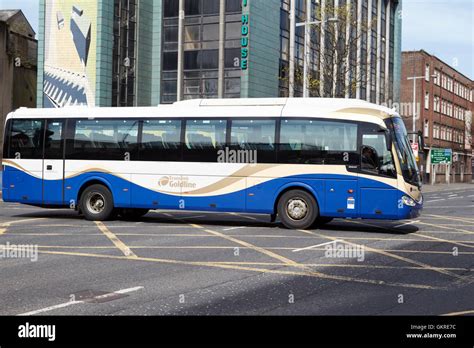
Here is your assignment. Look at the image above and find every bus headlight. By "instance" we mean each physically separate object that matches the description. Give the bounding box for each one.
[402,195,416,207]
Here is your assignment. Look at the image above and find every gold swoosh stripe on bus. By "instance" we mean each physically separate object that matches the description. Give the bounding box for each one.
[1,160,40,178]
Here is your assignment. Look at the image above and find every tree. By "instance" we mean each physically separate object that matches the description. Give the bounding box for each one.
[280,3,377,98]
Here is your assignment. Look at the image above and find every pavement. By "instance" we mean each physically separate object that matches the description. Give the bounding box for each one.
[0,186,473,316]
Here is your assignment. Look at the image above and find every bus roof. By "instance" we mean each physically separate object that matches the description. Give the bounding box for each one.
[7,98,398,127]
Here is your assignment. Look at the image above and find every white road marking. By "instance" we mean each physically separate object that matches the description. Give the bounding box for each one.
[468,195,474,198]
[394,220,420,228]
[223,226,247,231]
[18,286,143,316]
[426,199,445,203]
[293,240,344,252]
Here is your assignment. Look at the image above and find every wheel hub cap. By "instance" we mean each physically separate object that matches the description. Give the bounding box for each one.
[87,193,105,214]
[287,199,308,220]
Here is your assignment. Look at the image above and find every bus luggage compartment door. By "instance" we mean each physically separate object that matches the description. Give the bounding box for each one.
[324,179,358,217]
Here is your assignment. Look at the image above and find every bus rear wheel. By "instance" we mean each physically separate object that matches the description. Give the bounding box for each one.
[120,208,150,220]
[80,184,115,221]
[277,189,318,229]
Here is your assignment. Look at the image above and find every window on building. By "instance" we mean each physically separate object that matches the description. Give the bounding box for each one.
[433,124,440,139]
[226,0,241,13]
[434,96,440,112]
[425,92,430,110]
[185,0,201,16]
[425,64,430,81]
[424,120,429,138]
[231,120,276,163]
[202,0,219,14]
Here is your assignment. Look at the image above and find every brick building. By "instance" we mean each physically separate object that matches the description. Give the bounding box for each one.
[401,50,473,183]
[0,10,37,160]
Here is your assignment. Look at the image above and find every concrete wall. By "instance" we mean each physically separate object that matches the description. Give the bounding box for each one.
[241,0,280,98]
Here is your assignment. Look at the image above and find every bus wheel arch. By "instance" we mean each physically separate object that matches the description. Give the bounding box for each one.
[273,185,320,229]
[77,180,116,221]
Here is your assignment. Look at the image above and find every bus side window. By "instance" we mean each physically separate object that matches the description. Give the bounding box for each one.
[361,133,396,178]
[184,119,227,162]
[141,119,182,161]
[67,119,139,160]
[9,119,44,159]
[2,119,11,159]
[279,119,358,165]
[44,120,65,159]
[230,119,276,163]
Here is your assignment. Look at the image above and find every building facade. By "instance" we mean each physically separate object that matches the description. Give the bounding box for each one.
[401,50,473,183]
[36,0,402,108]
[0,10,37,159]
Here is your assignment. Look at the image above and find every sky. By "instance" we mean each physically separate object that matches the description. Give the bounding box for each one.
[402,0,473,79]
[0,0,473,79]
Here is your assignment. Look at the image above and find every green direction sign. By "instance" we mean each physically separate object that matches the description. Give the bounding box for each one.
[431,148,452,164]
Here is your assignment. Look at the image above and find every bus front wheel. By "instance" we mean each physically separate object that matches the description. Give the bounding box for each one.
[277,189,318,229]
[80,184,115,221]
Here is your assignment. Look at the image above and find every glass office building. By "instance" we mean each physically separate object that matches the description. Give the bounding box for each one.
[37,0,402,107]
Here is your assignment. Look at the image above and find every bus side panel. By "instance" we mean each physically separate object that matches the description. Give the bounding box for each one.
[358,176,399,219]
[324,179,359,218]
[130,174,182,210]
[2,161,43,204]
[183,174,246,212]
[246,176,325,214]
[64,161,131,208]
[2,166,10,201]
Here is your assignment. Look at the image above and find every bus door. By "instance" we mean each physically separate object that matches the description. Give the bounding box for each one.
[3,119,44,204]
[43,119,66,205]
[358,126,398,219]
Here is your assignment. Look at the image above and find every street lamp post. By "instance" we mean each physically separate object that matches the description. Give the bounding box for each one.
[296,17,338,98]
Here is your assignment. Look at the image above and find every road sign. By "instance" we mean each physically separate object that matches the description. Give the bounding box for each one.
[430,148,452,164]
